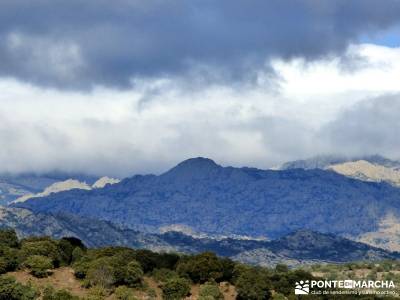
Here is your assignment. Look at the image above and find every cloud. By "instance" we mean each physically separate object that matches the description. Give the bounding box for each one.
[322,95,400,159]
[0,44,399,176]
[0,1,400,88]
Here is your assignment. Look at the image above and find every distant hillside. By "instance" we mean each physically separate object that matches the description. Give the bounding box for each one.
[0,207,170,251]
[13,176,120,203]
[16,157,400,239]
[329,160,400,187]
[233,229,399,267]
[0,172,99,205]
[280,154,400,170]
[1,207,397,267]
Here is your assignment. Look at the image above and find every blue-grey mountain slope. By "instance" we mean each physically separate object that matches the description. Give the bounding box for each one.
[1,207,397,267]
[15,158,400,240]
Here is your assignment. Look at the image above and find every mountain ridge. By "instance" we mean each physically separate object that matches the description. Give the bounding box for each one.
[15,157,400,240]
[1,207,398,267]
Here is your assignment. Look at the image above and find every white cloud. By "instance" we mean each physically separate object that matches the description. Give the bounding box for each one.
[0,44,399,176]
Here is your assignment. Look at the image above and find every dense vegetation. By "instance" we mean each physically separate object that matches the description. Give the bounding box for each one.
[0,228,398,299]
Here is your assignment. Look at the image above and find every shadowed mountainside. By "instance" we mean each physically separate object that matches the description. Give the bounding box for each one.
[16,157,400,239]
[1,207,398,267]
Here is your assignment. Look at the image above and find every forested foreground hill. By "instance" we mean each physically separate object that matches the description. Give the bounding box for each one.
[1,229,399,300]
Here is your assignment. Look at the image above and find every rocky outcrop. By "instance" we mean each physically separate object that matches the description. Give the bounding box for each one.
[92,176,120,188]
[329,160,400,187]
[13,179,92,203]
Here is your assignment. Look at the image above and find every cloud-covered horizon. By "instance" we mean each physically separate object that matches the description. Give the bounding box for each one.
[1,44,400,177]
[1,1,400,176]
[1,0,400,89]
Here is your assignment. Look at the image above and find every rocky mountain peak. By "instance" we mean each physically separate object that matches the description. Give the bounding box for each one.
[162,157,221,180]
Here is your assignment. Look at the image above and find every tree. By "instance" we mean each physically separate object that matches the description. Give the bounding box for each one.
[220,258,235,282]
[235,269,271,300]
[60,237,86,250]
[0,229,19,248]
[177,252,223,283]
[24,255,53,278]
[57,239,75,266]
[162,277,191,300]
[86,257,115,288]
[198,282,224,300]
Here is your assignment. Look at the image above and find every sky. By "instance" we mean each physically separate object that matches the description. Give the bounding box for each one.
[0,1,400,177]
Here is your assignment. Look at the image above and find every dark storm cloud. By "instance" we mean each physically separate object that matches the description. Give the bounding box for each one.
[0,0,400,88]
[322,95,400,159]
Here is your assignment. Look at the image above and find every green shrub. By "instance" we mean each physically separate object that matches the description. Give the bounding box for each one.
[73,257,92,279]
[57,239,75,266]
[133,249,159,273]
[86,257,116,288]
[162,277,191,300]
[231,264,253,284]
[0,258,8,274]
[124,260,144,287]
[275,264,289,273]
[71,247,84,264]
[271,293,286,300]
[271,269,313,297]
[0,275,38,300]
[0,229,19,248]
[86,285,108,300]
[0,246,19,272]
[43,285,79,300]
[20,240,61,267]
[114,285,137,300]
[235,269,271,300]
[220,258,235,282]
[198,282,223,300]
[24,255,53,278]
[152,268,180,283]
[147,287,157,300]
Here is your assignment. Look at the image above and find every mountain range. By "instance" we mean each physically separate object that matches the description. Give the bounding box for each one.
[1,206,397,267]
[2,155,400,266]
[15,157,400,241]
